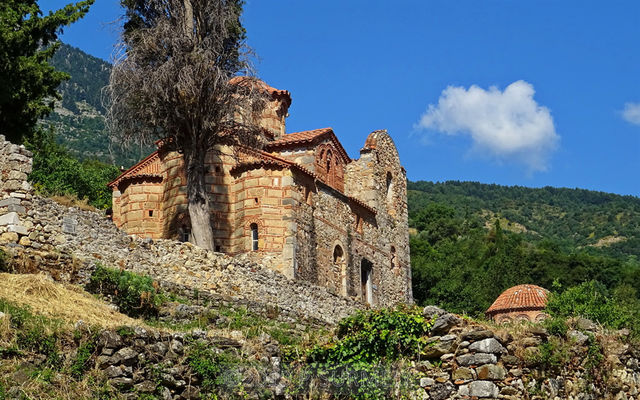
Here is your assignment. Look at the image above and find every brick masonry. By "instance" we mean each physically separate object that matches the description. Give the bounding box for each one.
[110,81,413,307]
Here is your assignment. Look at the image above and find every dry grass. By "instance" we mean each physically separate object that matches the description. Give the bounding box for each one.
[50,194,95,211]
[0,273,139,328]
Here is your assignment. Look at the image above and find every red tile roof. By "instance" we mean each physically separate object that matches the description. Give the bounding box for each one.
[108,151,162,188]
[266,128,351,163]
[231,147,376,216]
[486,284,549,315]
[228,76,291,106]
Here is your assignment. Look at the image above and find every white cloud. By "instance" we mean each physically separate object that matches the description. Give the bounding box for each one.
[416,80,559,172]
[622,102,640,125]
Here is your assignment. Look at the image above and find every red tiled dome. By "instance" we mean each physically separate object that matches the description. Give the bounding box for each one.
[486,284,549,316]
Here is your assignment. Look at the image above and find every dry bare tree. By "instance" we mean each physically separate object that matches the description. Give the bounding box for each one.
[107,0,267,251]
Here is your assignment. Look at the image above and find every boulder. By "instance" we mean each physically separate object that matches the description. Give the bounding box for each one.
[423,305,447,320]
[431,313,462,335]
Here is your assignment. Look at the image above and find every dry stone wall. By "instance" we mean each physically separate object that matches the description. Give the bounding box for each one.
[408,306,640,400]
[1,195,358,324]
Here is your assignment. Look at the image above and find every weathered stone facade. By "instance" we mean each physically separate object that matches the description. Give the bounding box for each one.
[109,81,412,307]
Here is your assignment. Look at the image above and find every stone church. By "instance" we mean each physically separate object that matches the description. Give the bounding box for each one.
[108,80,412,307]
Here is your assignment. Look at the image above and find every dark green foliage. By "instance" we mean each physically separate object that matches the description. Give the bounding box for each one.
[87,264,162,318]
[69,333,98,379]
[546,281,640,333]
[298,307,429,399]
[186,341,242,396]
[44,44,154,167]
[408,180,640,260]
[408,181,640,318]
[25,129,120,209]
[0,0,93,143]
[0,249,7,272]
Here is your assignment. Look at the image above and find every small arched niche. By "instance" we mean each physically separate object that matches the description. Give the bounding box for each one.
[386,171,394,204]
[333,245,347,296]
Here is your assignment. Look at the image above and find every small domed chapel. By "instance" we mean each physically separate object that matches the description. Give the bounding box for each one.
[108,80,412,307]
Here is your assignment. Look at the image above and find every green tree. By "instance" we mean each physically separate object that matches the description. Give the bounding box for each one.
[0,0,94,143]
[25,129,119,209]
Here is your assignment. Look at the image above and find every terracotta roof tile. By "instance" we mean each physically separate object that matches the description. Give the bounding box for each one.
[108,151,162,188]
[486,284,549,315]
[266,128,351,164]
[231,147,376,216]
[228,76,291,105]
[267,128,333,147]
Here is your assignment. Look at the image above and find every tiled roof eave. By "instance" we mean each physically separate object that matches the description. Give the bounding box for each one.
[232,148,376,216]
[266,128,351,164]
[108,151,161,188]
[486,306,546,315]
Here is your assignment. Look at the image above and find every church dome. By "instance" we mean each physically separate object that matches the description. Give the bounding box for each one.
[486,284,549,321]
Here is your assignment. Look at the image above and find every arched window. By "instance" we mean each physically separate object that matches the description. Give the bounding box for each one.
[250,223,259,251]
[180,225,191,243]
[386,171,393,204]
[390,246,397,269]
[333,245,344,264]
[360,259,373,305]
[333,245,347,296]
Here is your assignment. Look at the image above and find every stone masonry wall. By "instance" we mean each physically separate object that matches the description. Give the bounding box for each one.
[0,135,34,245]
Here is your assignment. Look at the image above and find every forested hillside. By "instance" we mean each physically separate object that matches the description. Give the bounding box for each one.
[408,181,640,317]
[42,44,151,167]
[409,181,640,260]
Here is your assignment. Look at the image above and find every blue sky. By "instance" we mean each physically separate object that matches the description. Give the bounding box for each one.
[43,1,640,196]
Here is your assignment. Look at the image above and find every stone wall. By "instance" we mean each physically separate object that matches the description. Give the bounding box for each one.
[402,306,640,400]
[1,194,359,325]
[0,135,34,245]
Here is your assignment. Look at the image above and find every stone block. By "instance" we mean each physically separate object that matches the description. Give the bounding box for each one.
[7,204,26,213]
[0,232,19,243]
[468,338,506,354]
[0,212,20,226]
[476,364,507,380]
[7,225,28,235]
[62,217,78,234]
[468,381,498,398]
[457,353,497,367]
[0,198,21,207]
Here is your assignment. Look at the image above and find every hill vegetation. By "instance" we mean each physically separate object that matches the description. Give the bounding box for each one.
[408,181,640,317]
[42,44,152,167]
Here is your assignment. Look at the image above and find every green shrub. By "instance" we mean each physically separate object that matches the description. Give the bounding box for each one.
[86,264,162,317]
[546,281,638,333]
[0,249,7,272]
[69,334,98,379]
[543,317,568,337]
[187,341,242,396]
[298,306,430,399]
[0,299,62,367]
[25,129,120,209]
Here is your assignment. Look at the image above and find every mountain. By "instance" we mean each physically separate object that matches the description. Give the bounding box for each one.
[42,43,150,167]
[408,180,640,261]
